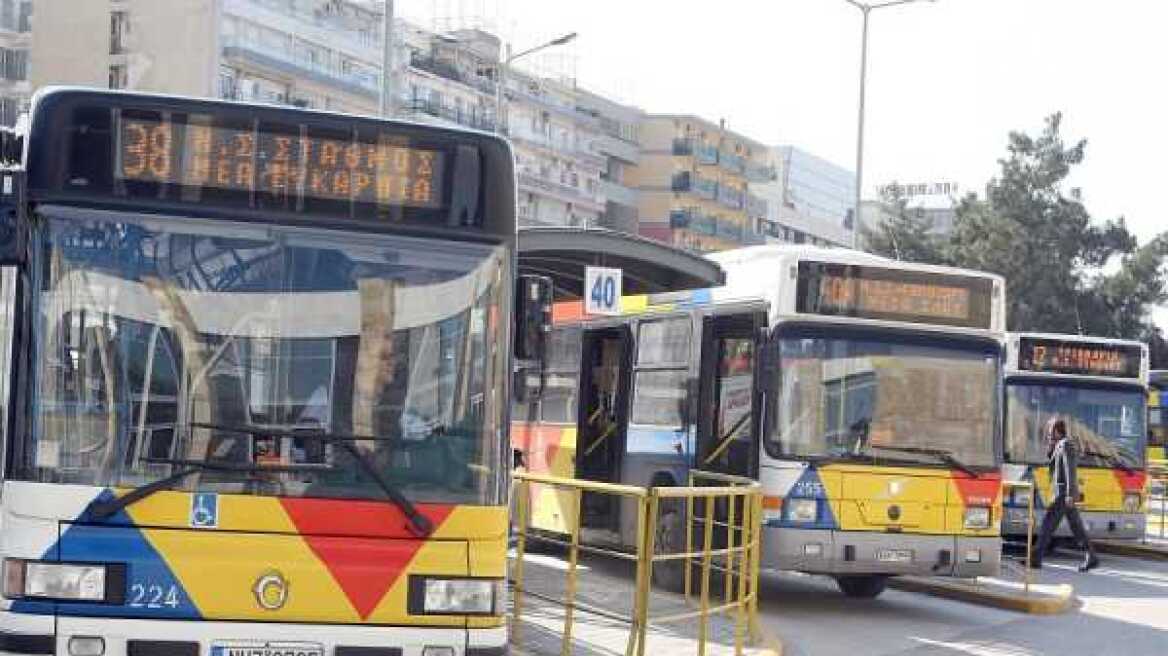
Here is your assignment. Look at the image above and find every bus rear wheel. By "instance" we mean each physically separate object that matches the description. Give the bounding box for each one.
[835,575,888,599]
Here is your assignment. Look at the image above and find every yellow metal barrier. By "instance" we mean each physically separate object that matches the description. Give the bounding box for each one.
[510,470,764,656]
[1001,480,1037,595]
[1148,460,1167,540]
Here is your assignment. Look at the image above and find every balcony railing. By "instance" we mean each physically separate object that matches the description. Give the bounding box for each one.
[409,52,498,96]
[670,209,717,236]
[672,171,718,200]
[695,142,719,165]
[746,161,777,183]
[715,218,743,241]
[406,98,495,132]
[747,193,768,217]
[719,151,745,174]
[716,184,745,210]
[220,37,378,97]
[672,138,693,156]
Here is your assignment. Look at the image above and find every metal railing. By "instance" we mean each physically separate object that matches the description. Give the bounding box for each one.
[1148,459,1167,540]
[1001,480,1038,595]
[510,470,763,656]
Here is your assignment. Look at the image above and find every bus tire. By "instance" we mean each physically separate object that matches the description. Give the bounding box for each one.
[652,503,686,592]
[835,575,888,599]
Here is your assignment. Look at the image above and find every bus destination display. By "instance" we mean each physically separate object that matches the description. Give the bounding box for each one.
[1018,337,1143,379]
[796,262,994,329]
[116,115,446,209]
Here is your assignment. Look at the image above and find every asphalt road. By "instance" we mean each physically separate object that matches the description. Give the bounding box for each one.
[757,550,1168,656]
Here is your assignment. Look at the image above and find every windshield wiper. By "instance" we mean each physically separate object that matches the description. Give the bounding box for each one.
[192,422,435,537]
[869,445,980,478]
[1083,448,1134,474]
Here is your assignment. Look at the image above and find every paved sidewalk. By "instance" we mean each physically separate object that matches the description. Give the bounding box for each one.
[508,550,781,655]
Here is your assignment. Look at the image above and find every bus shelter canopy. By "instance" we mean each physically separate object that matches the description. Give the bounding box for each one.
[517,227,725,300]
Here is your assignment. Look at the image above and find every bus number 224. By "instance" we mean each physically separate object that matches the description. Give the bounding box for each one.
[128,582,181,609]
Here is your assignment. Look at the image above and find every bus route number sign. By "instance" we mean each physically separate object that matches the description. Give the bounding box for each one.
[585,266,622,316]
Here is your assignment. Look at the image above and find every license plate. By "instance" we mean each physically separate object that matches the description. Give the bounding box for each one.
[876,549,913,563]
[211,642,324,656]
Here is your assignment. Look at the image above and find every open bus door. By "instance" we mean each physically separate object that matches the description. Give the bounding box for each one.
[696,309,767,479]
[576,326,634,542]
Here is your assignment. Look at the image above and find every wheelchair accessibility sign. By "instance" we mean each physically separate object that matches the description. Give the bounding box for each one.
[190,493,219,529]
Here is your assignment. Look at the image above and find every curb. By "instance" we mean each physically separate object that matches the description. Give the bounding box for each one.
[1094,539,1168,561]
[888,576,1075,615]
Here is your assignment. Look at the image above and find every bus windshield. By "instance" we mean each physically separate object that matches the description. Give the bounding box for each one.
[768,330,999,469]
[1005,382,1145,469]
[24,206,507,504]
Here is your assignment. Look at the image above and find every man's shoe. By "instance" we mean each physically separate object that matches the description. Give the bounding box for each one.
[1079,555,1100,573]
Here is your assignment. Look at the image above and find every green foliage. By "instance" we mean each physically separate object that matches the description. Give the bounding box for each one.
[863,183,949,264]
[869,113,1167,340]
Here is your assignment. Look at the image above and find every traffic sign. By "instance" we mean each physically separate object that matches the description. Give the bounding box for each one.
[585,266,622,316]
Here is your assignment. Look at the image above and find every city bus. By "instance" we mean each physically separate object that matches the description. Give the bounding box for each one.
[0,88,525,656]
[514,245,1007,598]
[1002,334,1148,543]
[1149,370,1167,463]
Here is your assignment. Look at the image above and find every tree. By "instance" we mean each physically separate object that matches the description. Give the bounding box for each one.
[863,183,949,263]
[869,113,1168,339]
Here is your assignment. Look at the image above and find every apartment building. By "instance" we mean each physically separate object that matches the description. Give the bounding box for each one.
[634,115,772,253]
[752,145,854,248]
[0,0,31,126]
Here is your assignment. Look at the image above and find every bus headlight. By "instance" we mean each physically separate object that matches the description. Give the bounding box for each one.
[785,499,818,523]
[1123,493,1142,514]
[3,560,111,602]
[414,577,503,615]
[963,506,992,530]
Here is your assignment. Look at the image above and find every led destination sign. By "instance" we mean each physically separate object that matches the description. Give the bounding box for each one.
[117,116,446,209]
[796,262,995,329]
[1018,337,1143,379]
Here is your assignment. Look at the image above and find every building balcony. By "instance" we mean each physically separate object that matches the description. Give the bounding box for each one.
[715,217,743,242]
[409,52,498,96]
[518,170,605,212]
[719,151,745,174]
[225,0,381,63]
[669,209,717,236]
[221,37,378,99]
[405,98,495,132]
[746,193,768,218]
[672,171,718,200]
[672,138,693,156]
[508,129,607,170]
[599,178,638,207]
[716,184,745,210]
[745,161,777,183]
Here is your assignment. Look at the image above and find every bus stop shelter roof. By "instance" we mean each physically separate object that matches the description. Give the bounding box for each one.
[518,227,725,300]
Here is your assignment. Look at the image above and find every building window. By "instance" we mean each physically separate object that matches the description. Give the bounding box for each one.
[0,47,26,82]
[0,95,19,127]
[110,11,130,55]
[109,65,128,90]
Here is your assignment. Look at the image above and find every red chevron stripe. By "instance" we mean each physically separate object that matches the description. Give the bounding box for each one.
[279,498,454,619]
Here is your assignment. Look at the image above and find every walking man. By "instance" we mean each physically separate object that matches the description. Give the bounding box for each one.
[1030,417,1100,572]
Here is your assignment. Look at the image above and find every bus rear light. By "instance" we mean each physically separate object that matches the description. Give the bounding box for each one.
[411,577,503,615]
[2,559,119,603]
[785,499,818,522]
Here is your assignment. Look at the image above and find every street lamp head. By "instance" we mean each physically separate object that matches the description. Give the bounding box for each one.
[550,32,578,46]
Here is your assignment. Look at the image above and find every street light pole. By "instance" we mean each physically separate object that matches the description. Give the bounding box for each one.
[494,32,578,135]
[843,0,935,250]
[380,0,395,117]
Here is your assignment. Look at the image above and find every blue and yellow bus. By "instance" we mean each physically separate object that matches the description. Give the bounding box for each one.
[515,245,1008,598]
[0,88,524,656]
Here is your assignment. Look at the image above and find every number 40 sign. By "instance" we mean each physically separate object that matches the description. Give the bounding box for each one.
[585,266,622,316]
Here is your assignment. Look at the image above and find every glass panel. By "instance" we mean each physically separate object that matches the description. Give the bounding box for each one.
[631,369,688,427]
[27,208,507,503]
[540,372,579,424]
[637,317,690,365]
[546,327,582,372]
[771,334,998,468]
[1006,383,1145,468]
[716,338,754,439]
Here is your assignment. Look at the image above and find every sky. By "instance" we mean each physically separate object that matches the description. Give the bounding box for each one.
[401,0,1168,325]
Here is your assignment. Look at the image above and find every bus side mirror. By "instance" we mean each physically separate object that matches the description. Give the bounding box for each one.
[0,168,25,265]
[514,274,552,363]
[514,274,553,402]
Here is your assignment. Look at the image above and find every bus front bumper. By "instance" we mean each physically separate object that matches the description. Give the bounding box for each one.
[762,526,1000,578]
[0,611,507,656]
[1003,508,1145,541]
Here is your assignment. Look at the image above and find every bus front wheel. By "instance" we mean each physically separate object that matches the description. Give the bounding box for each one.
[835,575,888,599]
